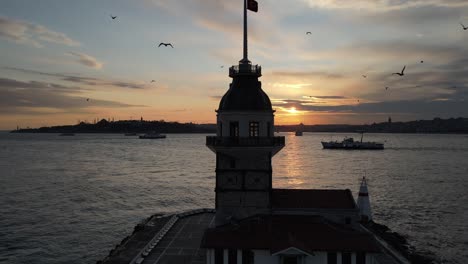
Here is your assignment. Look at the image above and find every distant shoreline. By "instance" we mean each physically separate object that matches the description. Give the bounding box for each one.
[10,117,468,134]
[8,131,468,135]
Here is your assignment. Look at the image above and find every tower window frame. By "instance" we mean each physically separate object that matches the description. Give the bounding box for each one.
[230,121,239,137]
[215,249,224,264]
[242,250,254,264]
[228,249,237,264]
[249,121,259,137]
[327,252,337,264]
[267,121,271,137]
[230,158,236,169]
[342,252,352,264]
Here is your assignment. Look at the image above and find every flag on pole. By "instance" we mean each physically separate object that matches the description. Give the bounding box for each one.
[247,0,258,12]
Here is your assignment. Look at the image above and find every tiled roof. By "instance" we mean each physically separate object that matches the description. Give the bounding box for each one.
[202,215,380,253]
[272,189,357,210]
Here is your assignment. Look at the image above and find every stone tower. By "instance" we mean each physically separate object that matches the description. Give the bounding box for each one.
[206,62,285,226]
[205,0,285,226]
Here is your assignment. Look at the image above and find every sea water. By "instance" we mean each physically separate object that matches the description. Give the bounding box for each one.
[0,132,467,263]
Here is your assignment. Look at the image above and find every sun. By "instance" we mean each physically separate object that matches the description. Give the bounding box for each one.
[286,107,298,114]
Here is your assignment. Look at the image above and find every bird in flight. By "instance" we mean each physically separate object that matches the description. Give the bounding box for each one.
[460,23,468,30]
[420,60,424,63]
[151,80,156,83]
[362,75,367,78]
[158,43,173,48]
[306,32,312,35]
[392,66,406,76]
[110,15,117,20]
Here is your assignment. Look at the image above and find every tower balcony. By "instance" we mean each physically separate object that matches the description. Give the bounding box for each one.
[229,64,262,77]
[206,136,285,155]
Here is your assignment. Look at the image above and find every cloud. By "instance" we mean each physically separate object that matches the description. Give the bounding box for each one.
[303,0,468,12]
[0,77,144,115]
[209,95,223,101]
[272,71,344,79]
[302,40,464,66]
[67,52,103,69]
[273,95,468,118]
[4,67,146,89]
[0,77,83,93]
[0,16,80,47]
[307,95,348,99]
[145,0,281,50]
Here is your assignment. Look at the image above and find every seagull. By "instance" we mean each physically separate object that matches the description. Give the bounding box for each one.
[461,23,468,30]
[362,75,367,78]
[158,43,173,48]
[110,15,117,20]
[306,32,312,35]
[392,66,406,76]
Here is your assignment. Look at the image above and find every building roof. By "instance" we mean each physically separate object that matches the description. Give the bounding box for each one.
[218,75,273,112]
[272,189,357,210]
[201,215,381,253]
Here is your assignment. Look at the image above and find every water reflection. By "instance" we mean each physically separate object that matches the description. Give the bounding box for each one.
[274,133,308,187]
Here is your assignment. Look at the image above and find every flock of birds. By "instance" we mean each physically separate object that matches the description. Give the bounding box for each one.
[304,22,466,104]
[110,14,173,51]
[104,14,467,105]
[108,14,173,87]
[356,64,414,103]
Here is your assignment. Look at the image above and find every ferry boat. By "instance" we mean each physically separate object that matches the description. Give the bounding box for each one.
[295,122,304,136]
[322,132,384,150]
[139,132,166,139]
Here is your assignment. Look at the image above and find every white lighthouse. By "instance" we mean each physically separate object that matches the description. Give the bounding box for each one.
[357,176,373,222]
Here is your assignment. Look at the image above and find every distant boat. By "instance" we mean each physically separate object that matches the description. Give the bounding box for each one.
[295,123,304,136]
[139,132,166,139]
[321,132,384,150]
[124,133,137,136]
[59,133,75,136]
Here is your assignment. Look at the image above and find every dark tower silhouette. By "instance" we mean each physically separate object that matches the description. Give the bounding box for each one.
[206,0,285,226]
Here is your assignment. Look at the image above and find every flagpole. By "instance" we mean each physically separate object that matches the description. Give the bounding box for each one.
[241,0,249,64]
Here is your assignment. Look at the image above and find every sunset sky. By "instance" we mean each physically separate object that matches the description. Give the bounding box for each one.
[1,0,468,129]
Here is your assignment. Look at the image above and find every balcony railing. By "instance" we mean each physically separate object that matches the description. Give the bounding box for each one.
[206,136,285,147]
[229,64,262,77]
